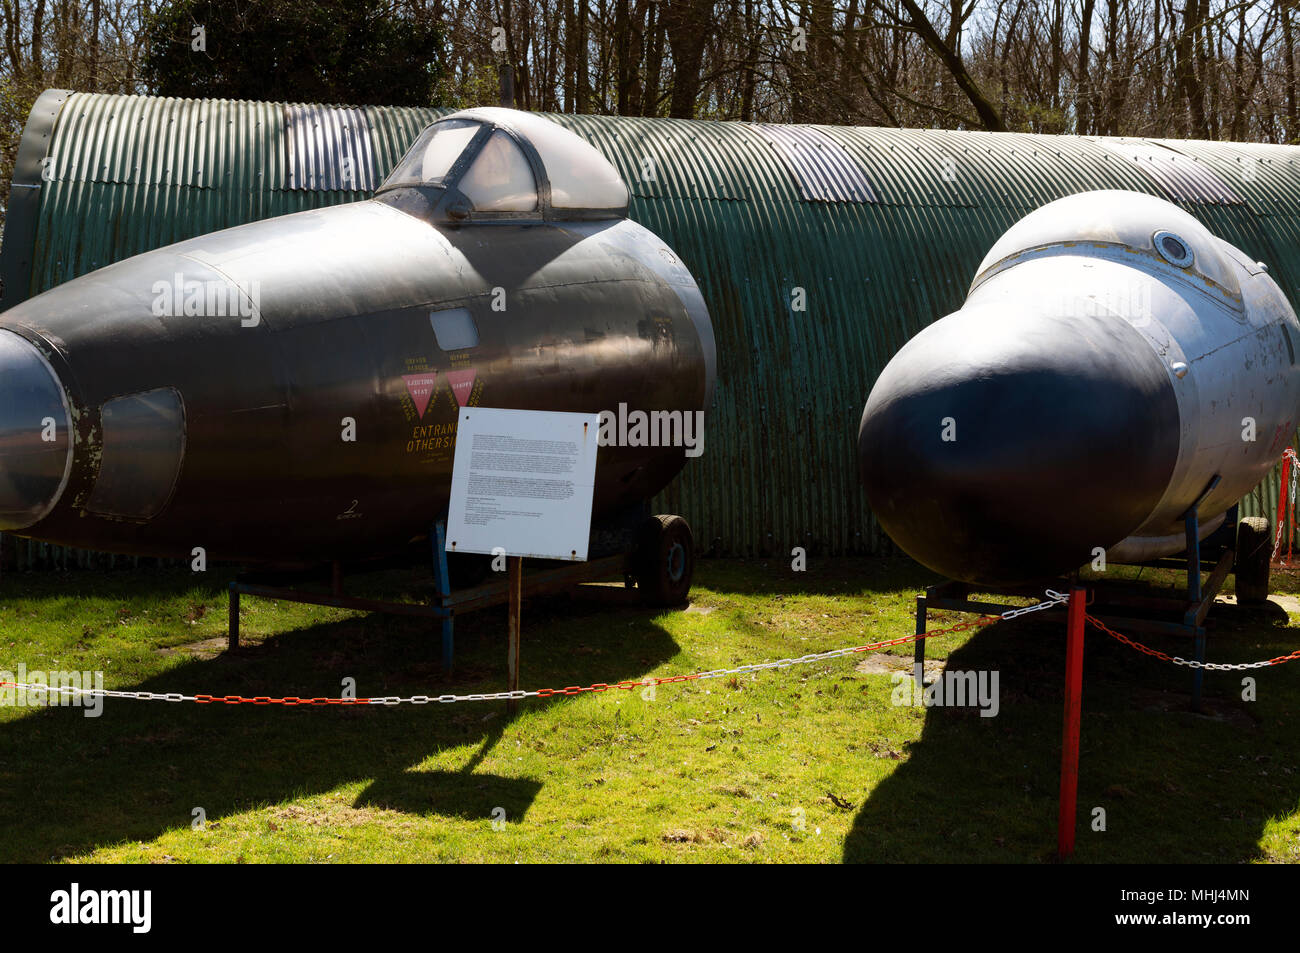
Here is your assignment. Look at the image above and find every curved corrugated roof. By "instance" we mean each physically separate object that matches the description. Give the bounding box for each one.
[5,90,1300,557]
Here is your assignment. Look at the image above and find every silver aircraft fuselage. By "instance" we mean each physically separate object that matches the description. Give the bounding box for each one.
[858,190,1300,585]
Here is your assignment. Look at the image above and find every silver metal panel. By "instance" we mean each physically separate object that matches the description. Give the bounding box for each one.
[755,124,877,203]
[1093,138,1243,205]
[285,105,377,191]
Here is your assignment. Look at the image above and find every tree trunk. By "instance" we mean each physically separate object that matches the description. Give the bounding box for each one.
[1176,0,1208,138]
[1078,0,1095,134]
[1286,2,1298,142]
[663,0,711,119]
[897,0,1007,131]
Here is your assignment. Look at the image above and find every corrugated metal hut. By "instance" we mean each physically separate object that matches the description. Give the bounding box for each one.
[4,89,1300,566]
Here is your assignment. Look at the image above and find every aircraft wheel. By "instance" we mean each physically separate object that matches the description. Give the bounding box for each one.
[1235,516,1271,605]
[637,515,695,607]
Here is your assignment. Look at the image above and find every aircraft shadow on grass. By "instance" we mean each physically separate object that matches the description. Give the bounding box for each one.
[842,600,1300,863]
[0,582,678,862]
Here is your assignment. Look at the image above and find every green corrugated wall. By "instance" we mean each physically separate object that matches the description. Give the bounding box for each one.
[4,90,1300,563]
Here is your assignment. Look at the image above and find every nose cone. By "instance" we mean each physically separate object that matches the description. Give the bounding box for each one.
[858,306,1180,585]
[0,330,72,530]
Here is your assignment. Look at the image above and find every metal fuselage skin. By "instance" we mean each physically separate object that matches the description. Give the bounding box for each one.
[858,190,1300,586]
[0,193,715,564]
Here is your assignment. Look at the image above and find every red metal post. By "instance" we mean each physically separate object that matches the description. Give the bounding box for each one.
[1276,454,1288,540]
[1284,453,1295,566]
[1058,585,1086,860]
[1290,482,1296,566]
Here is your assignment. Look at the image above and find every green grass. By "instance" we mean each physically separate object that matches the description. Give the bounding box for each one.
[1,556,1298,863]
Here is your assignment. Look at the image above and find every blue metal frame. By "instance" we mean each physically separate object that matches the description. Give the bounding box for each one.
[433,521,454,674]
[1183,476,1220,711]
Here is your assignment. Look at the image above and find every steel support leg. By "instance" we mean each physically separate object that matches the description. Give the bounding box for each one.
[1183,476,1220,713]
[228,584,240,650]
[1186,507,1205,712]
[914,593,927,689]
[433,521,454,674]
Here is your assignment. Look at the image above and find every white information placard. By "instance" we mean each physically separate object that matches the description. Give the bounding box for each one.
[446,407,601,561]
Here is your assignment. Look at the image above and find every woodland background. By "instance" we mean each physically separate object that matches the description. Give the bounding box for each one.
[2,0,1297,244]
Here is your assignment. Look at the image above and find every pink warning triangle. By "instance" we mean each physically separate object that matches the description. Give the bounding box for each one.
[402,372,437,418]
[446,368,477,407]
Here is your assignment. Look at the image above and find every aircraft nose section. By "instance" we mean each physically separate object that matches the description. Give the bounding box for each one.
[858,307,1181,585]
[0,329,72,530]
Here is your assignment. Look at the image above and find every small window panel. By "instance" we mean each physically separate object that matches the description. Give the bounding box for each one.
[1154,230,1194,267]
[474,108,627,208]
[431,308,479,350]
[537,128,628,208]
[87,388,186,520]
[380,120,481,191]
[422,124,480,182]
[458,131,538,212]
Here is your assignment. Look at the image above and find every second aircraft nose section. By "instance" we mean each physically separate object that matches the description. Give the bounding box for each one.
[858,306,1181,585]
[0,329,72,530]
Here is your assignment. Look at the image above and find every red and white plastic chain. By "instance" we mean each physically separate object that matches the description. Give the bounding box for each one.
[0,591,1072,707]
[1087,613,1300,670]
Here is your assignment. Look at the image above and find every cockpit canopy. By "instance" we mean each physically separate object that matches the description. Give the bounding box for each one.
[377,107,629,220]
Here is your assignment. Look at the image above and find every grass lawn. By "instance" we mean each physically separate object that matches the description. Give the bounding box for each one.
[1,555,1298,863]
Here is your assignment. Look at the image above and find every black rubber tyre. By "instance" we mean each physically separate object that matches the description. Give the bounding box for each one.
[1202,512,1238,560]
[636,515,695,607]
[1235,516,1272,606]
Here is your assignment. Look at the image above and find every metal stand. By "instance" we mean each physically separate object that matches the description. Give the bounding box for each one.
[433,522,454,673]
[914,580,1067,669]
[228,520,638,679]
[913,593,927,690]
[229,524,458,671]
[913,480,1233,711]
[1182,480,1219,711]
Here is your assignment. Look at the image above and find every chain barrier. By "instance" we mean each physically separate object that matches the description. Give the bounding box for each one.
[0,591,1072,708]
[1080,444,1300,669]
[1087,613,1300,670]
